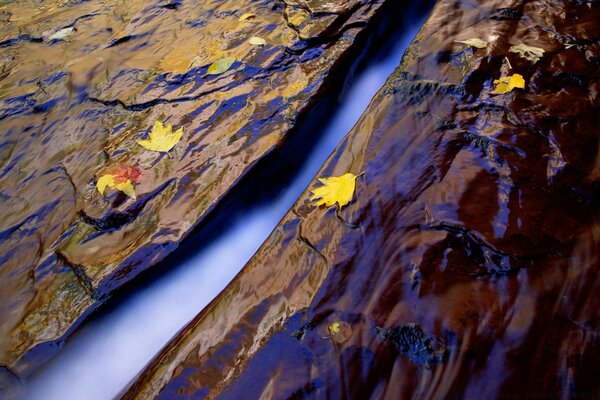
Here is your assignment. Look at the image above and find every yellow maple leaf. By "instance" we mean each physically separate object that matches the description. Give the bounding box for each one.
[96,175,136,199]
[491,73,525,94]
[310,172,360,209]
[136,120,183,152]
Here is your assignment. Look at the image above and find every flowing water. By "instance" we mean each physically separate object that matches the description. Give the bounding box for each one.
[18,15,428,400]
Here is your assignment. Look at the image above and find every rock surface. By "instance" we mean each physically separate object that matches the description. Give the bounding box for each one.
[123,0,600,398]
[0,0,395,379]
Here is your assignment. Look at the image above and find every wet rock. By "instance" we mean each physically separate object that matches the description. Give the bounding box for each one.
[123,0,600,398]
[0,0,394,378]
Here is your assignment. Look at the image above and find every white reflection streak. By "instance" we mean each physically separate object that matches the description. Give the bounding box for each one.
[22,21,423,400]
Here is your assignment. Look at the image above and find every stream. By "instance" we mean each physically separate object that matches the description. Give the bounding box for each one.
[20,15,427,400]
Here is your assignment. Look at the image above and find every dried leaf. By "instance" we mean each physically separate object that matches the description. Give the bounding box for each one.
[454,38,488,49]
[249,36,266,46]
[491,73,525,94]
[509,43,545,63]
[97,167,140,199]
[310,172,359,209]
[239,13,256,21]
[206,57,236,75]
[48,27,74,41]
[327,321,352,343]
[137,120,183,152]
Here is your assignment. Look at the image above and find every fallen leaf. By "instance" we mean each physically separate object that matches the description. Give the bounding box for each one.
[206,57,236,75]
[249,36,266,46]
[327,321,352,343]
[49,27,74,41]
[509,43,545,63]
[239,13,256,21]
[491,73,525,94]
[137,120,183,152]
[310,172,360,209]
[454,38,488,49]
[97,166,141,199]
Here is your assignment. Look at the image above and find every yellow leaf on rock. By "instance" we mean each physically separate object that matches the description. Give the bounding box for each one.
[207,57,236,75]
[96,174,115,195]
[310,172,360,209]
[114,181,136,199]
[509,43,545,63]
[454,38,488,49]
[249,36,266,46]
[136,120,183,152]
[239,13,256,21]
[48,27,74,41]
[491,73,525,95]
[97,175,136,199]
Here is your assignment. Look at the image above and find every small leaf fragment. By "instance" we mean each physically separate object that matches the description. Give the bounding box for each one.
[137,120,183,152]
[327,321,352,343]
[206,57,236,75]
[455,38,488,49]
[48,27,74,41]
[97,174,115,195]
[249,36,266,46]
[491,73,525,94]
[239,13,256,21]
[310,172,360,209]
[509,43,545,63]
[114,181,136,199]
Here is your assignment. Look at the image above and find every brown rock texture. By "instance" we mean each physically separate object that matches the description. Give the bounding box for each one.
[0,0,396,379]
[123,0,600,398]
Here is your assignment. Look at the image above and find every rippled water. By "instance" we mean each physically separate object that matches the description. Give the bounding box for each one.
[18,16,428,400]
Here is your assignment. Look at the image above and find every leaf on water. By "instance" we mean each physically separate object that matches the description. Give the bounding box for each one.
[509,43,545,63]
[136,120,183,152]
[249,36,266,46]
[49,27,74,41]
[310,172,360,209]
[327,321,352,343]
[454,38,488,49]
[239,13,256,21]
[206,57,236,75]
[491,73,525,95]
[97,166,141,199]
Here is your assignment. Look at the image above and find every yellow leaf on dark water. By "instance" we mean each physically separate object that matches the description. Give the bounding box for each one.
[327,321,352,343]
[137,121,182,152]
[491,73,525,94]
[310,173,360,209]
[509,43,545,63]
[454,38,488,49]
[206,57,236,75]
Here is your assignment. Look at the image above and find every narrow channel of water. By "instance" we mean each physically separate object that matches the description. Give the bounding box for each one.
[21,16,427,400]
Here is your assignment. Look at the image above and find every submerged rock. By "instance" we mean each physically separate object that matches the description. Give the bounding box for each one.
[0,0,396,379]
[123,0,600,398]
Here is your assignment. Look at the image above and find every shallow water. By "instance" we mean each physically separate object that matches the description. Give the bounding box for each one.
[19,16,427,400]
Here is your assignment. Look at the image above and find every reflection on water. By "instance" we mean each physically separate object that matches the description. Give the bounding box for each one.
[21,21,425,400]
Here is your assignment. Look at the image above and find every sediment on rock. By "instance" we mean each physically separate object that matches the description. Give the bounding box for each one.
[123,0,600,398]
